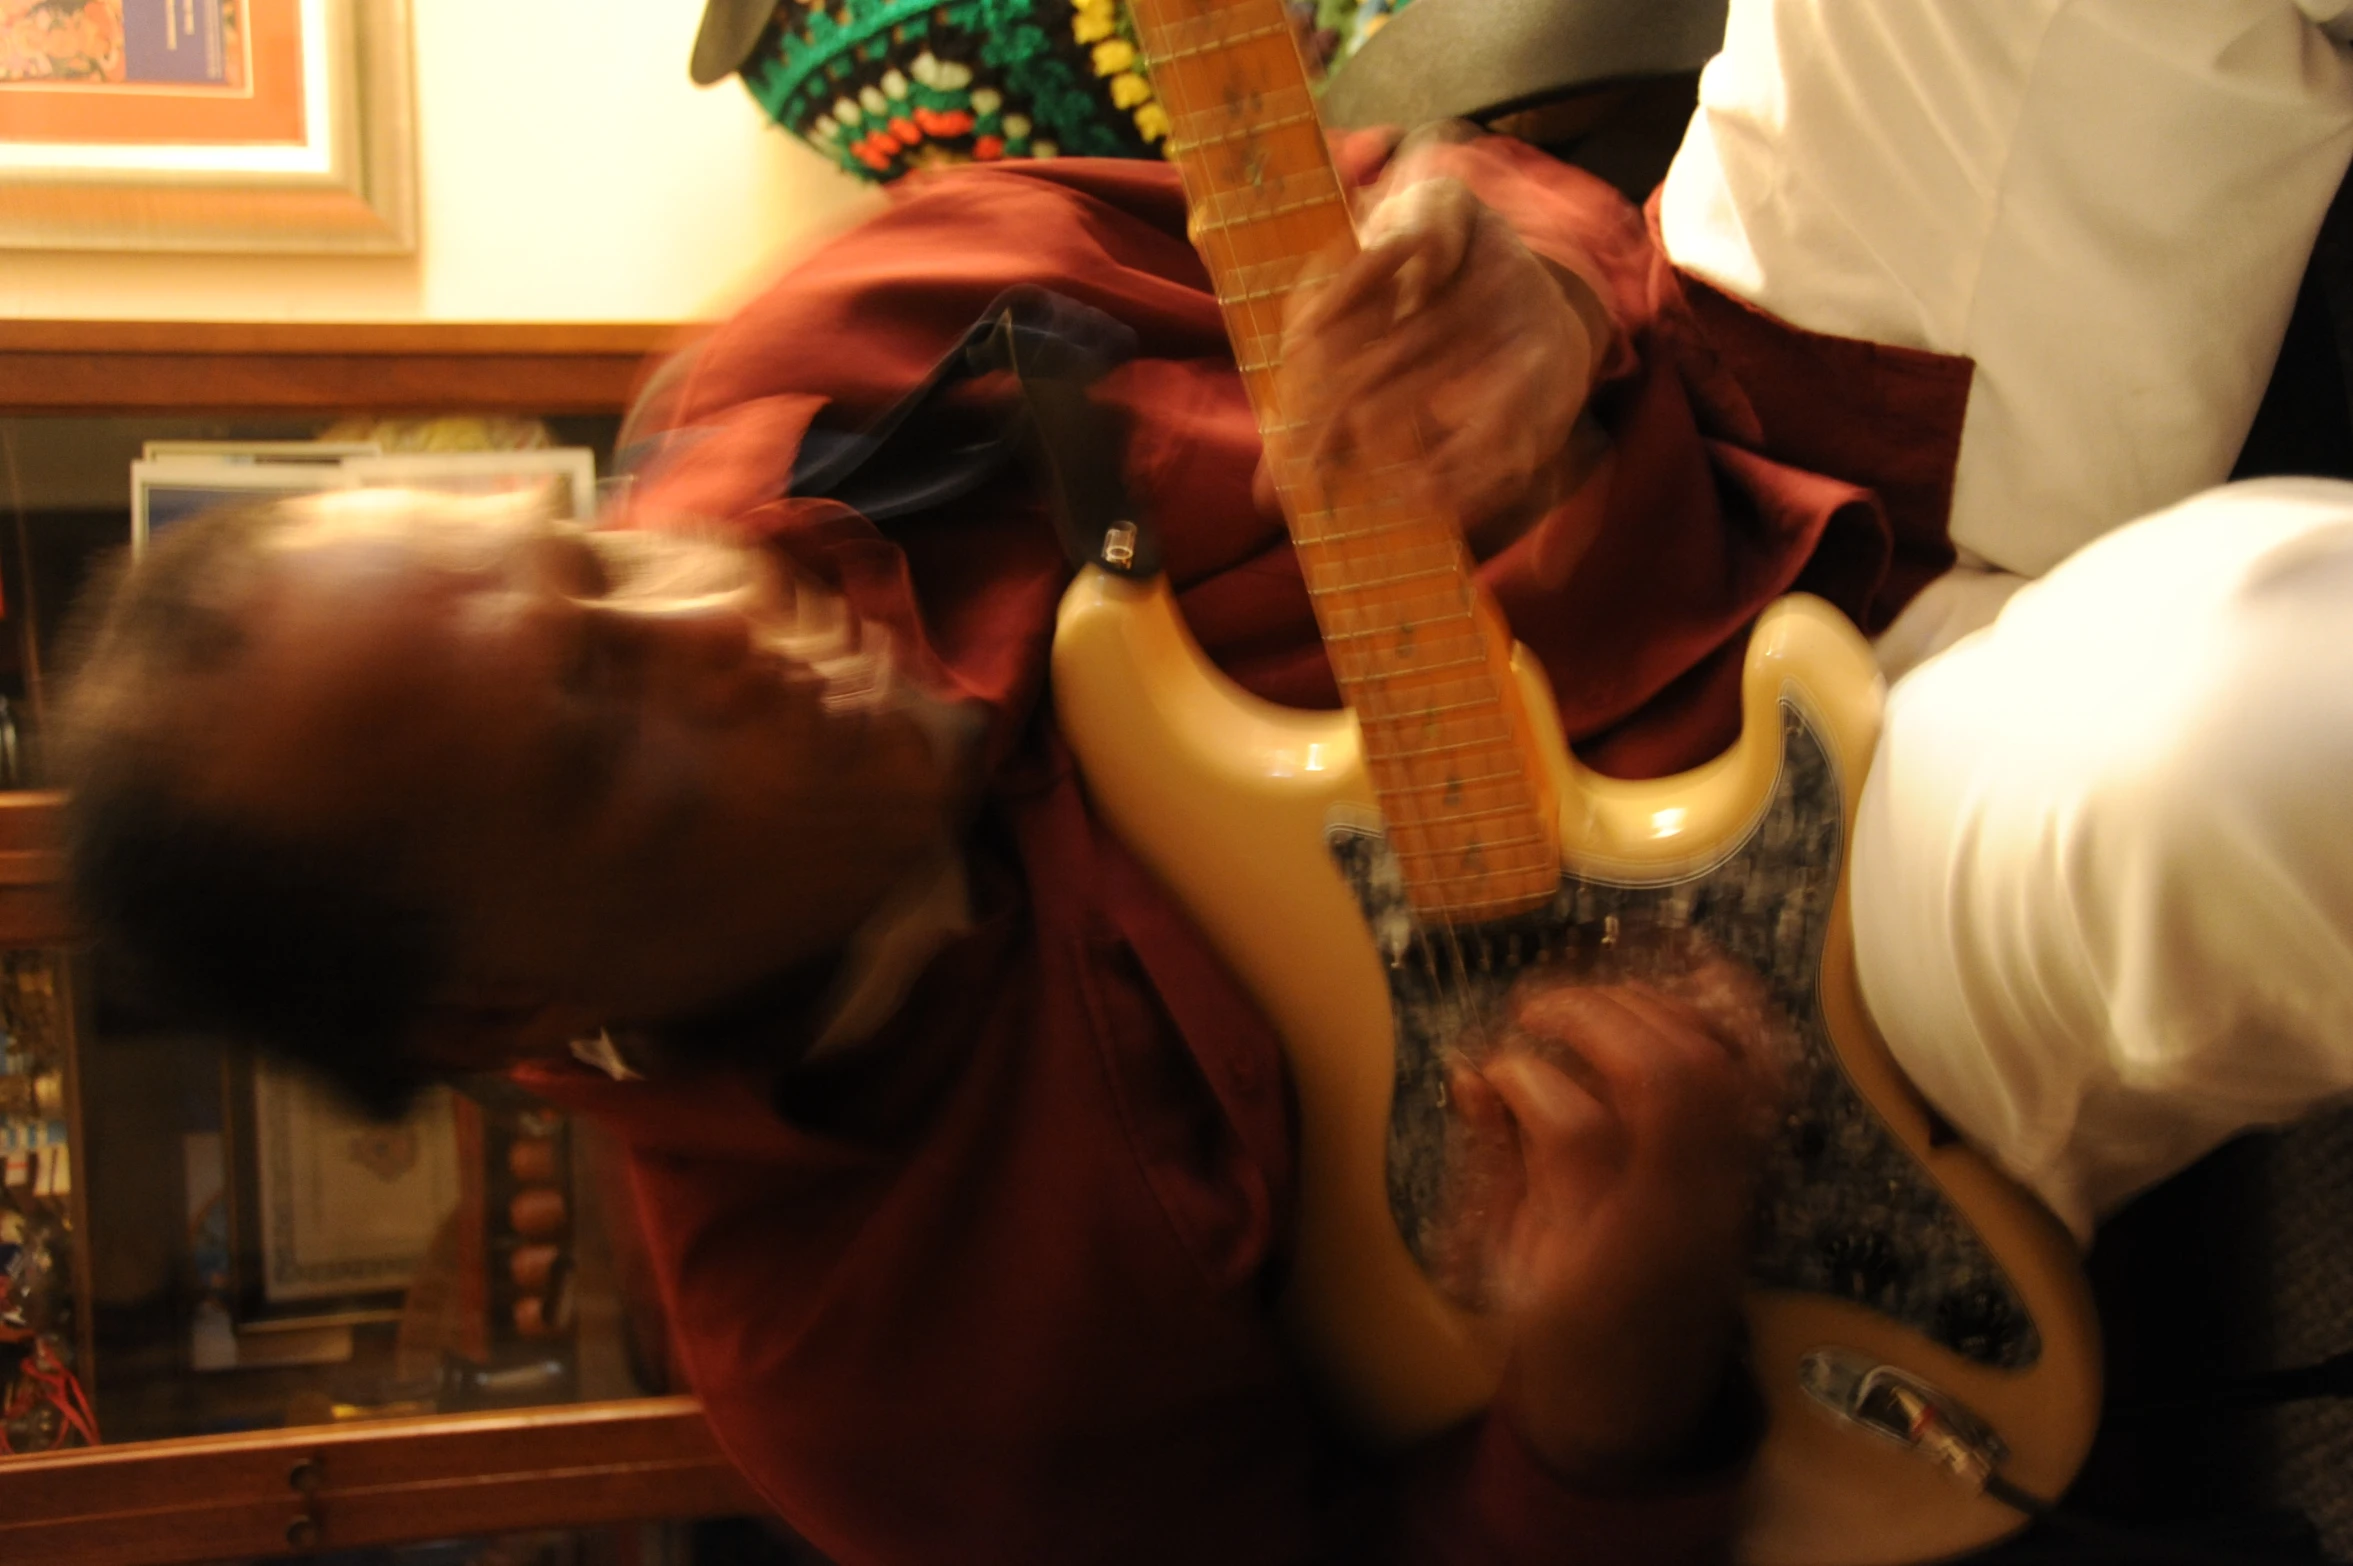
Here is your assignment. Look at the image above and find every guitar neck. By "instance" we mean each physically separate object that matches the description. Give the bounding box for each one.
[1128,0,1560,921]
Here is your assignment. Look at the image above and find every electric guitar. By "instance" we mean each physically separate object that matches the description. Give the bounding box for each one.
[1049,6,2102,1559]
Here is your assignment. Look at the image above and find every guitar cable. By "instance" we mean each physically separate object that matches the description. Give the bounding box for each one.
[2101,1346,2353,1421]
[1980,1472,2339,1566]
[1969,1351,2353,1566]
[1817,1347,2346,1563]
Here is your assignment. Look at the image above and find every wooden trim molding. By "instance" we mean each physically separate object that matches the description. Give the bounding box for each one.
[0,791,70,949]
[0,321,694,417]
[0,1397,767,1566]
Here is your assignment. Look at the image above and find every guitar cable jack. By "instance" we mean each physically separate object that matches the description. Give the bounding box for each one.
[1798,1347,2055,1506]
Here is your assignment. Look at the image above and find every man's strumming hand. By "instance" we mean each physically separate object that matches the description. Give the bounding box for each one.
[1446,961,1783,1484]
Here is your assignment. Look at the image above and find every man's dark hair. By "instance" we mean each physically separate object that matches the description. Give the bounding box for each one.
[58,501,452,1118]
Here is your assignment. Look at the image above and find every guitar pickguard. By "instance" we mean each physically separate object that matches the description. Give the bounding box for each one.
[1332,700,2042,1372]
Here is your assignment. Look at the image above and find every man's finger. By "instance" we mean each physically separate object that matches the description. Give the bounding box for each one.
[1480,1051,1619,1196]
[1605,982,1741,1072]
[1418,434,1545,534]
[1451,1060,1514,1148]
[1293,179,1479,334]
[1360,177,1480,319]
[1299,319,1488,471]
[1510,985,1674,1102]
[1614,969,1787,1112]
[1588,981,1780,1192]
[1449,1062,1530,1227]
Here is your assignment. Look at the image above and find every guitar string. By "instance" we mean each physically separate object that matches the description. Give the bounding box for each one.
[1149,10,1548,1261]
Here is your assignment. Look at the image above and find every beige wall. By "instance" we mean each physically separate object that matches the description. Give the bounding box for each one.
[0,0,886,324]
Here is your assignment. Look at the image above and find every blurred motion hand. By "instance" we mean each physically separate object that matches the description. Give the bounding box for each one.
[1448,962,1782,1483]
[1264,139,1607,550]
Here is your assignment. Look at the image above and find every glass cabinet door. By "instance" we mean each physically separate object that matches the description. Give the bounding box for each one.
[0,340,770,1563]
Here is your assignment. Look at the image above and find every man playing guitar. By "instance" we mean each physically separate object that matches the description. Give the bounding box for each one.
[57,1,2353,1561]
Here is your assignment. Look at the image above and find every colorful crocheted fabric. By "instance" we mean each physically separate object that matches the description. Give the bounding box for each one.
[714,0,1416,184]
[731,0,1170,183]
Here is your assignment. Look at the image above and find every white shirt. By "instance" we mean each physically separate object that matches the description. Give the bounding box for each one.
[1854,481,2353,1237]
[1661,0,2353,590]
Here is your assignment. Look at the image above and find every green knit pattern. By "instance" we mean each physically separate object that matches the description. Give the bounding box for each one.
[739,0,1148,183]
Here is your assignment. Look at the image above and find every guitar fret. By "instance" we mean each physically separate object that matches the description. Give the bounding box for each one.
[1328,634,1485,670]
[1325,612,1479,639]
[1219,275,1323,308]
[1363,717,1510,749]
[1142,18,1290,64]
[1408,890,1556,915]
[1230,328,1282,370]
[1280,456,1434,497]
[1304,561,1461,594]
[1393,766,1536,791]
[1391,846,1555,875]
[1165,88,1317,154]
[1368,735,1529,763]
[1133,0,1287,59]
[1196,203,1338,239]
[1319,613,1476,645]
[1356,692,1508,721]
[1363,727,1511,759]
[1296,514,1448,546]
[1392,861,1554,885]
[1295,518,1449,548]
[1215,255,1334,309]
[1299,525,1457,553]
[1329,653,1489,682]
[1385,802,1544,829]
[1190,176,1346,237]
[1320,603,1475,633]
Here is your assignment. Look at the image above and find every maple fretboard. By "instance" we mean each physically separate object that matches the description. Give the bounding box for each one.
[1129,0,1559,921]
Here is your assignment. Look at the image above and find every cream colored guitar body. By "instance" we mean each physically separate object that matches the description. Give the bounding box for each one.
[1053,570,2101,1566]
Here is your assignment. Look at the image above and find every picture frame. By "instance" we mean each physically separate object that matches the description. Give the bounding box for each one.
[129,451,353,550]
[0,0,418,254]
[129,442,602,553]
[218,1052,460,1329]
[140,438,380,461]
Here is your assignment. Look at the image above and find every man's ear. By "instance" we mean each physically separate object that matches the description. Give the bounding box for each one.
[408,990,605,1074]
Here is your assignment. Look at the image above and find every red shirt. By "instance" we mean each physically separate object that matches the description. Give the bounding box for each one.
[522,144,1971,1564]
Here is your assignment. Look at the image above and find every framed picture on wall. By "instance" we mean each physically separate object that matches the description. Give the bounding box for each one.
[0,0,417,253]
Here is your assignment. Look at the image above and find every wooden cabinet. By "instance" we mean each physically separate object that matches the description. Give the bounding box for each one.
[0,327,768,1565]
[1,1399,761,1565]
[0,322,677,418]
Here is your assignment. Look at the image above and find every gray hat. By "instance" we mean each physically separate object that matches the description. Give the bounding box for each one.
[691,0,776,86]
[1319,0,1725,131]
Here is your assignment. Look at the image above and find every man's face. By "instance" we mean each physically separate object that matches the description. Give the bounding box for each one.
[172,490,953,1034]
